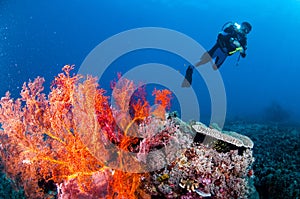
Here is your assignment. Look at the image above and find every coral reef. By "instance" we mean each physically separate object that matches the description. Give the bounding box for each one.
[193,123,254,148]
[57,168,112,199]
[140,120,257,199]
[0,165,25,199]
[0,65,257,198]
[225,121,300,199]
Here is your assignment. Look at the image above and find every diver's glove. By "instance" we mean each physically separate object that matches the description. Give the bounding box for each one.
[181,65,195,87]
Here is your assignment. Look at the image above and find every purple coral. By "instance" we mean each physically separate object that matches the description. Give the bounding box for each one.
[57,169,112,199]
[140,118,257,199]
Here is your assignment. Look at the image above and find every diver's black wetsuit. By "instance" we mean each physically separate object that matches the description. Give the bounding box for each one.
[181,22,250,87]
[208,23,248,69]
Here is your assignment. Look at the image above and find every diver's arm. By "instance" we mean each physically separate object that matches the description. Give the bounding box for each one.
[240,49,246,58]
[239,44,246,57]
[239,37,248,58]
[231,39,247,57]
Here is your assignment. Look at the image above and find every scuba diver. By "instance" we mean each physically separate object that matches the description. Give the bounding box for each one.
[182,21,252,87]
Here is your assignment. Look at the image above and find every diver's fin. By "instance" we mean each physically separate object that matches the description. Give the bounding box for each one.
[181,65,194,87]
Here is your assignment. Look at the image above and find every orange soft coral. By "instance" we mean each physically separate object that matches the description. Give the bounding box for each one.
[0,66,104,197]
[0,65,173,199]
[151,88,172,119]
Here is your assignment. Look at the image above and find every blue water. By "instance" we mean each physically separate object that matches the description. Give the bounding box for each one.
[1,0,300,125]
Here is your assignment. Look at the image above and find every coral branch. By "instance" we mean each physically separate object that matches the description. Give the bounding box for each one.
[0,65,174,198]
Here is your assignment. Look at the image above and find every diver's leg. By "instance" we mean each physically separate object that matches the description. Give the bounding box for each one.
[181,65,194,87]
[213,50,227,70]
[195,43,218,67]
[195,52,211,66]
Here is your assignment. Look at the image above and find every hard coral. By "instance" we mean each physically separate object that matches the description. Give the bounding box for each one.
[141,121,256,199]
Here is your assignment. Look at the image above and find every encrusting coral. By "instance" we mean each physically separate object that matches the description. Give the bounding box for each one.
[140,119,257,199]
[193,123,254,149]
[0,65,257,199]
